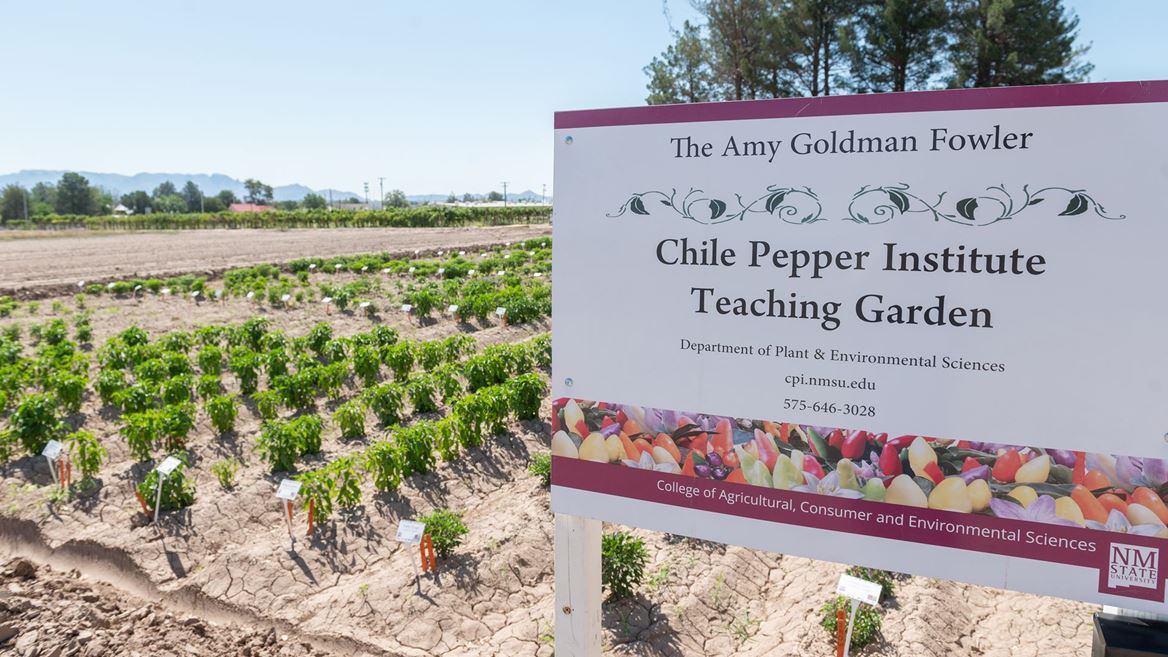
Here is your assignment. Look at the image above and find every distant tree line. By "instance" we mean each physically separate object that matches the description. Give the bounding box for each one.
[1,172,529,224]
[645,0,1092,103]
[0,174,329,222]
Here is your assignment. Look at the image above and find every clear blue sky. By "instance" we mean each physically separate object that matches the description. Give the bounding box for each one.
[0,1,1162,196]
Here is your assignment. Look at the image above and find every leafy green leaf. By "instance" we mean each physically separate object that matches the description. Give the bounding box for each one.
[956,197,978,220]
[764,191,788,213]
[1058,193,1088,216]
[887,189,910,213]
[708,199,727,220]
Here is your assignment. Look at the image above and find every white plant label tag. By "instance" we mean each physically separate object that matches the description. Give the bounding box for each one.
[42,439,64,460]
[157,456,183,477]
[837,573,882,606]
[495,307,507,317]
[276,479,302,501]
[396,520,425,545]
[448,304,459,314]
[401,304,413,313]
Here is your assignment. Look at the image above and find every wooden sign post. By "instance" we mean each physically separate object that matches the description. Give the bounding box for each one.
[553,514,601,657]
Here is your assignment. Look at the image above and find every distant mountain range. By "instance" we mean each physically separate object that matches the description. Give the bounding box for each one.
[0,170,546,204]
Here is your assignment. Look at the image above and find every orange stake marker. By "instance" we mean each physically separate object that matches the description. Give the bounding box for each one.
[306,498,315,537]
[65,459,72,486]
[836,607,846,657]
[133,485,150,515]
[420,534,437,572]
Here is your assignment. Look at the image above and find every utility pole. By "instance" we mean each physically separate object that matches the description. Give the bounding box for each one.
[378,177,385,210]
[363,182,369,207]
[502,181,508,208]
[328,189,333,209]
[542,184,547,204]
[22,186,29,221]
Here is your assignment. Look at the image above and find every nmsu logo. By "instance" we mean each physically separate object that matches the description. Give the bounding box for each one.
[1108,543,1159,590]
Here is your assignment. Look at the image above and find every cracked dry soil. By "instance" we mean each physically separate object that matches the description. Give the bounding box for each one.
[0,236,1098,657]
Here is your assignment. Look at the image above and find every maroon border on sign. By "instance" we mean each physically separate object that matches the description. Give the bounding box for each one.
[554,80,1168,129]
[553,456,1168,603]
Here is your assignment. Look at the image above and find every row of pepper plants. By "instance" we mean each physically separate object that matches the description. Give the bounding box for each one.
[1,309,551,520]
[13,205,551,231]
[0,318,105,478]
[65,236,551,301]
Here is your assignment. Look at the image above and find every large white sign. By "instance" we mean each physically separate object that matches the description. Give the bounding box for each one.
[551,82,1168,612]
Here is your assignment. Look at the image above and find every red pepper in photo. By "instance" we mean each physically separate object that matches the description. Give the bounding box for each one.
[879,443,903,478]
[922,461,944,485]
[840,431,868,460]
[992,449,1022,482]
[802,454,825,480]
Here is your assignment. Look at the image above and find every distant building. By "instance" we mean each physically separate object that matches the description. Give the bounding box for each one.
[112,204,133,216]
[332,202,370,211]
[229,203,276,213]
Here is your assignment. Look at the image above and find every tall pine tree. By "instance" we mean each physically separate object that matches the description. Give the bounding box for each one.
[645,21,716,104]
[844,0,950,92]
[947,0,1092,88]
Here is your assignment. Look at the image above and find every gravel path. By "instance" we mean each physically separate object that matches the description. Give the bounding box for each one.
[0,225,550,296]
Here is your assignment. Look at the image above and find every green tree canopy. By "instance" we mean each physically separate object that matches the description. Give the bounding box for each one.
[383,189,409,208]
[152,181,177,198]
[181,181,203,212]
[154,194,186,214]
[243,179,273,204]
[302,193,327,209]
[0,185,26,222]
[948,0,1091,88]
[120,190,152,215]
[216,189,239,207]
[844,0,950,92]
[644,0,1091,102]
[55,172,96,215]
[645,21,716,104]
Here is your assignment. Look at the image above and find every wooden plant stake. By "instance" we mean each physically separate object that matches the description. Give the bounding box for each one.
[306,498,315,537]
[132,484,150,515]
[836,607,846,657]
[420,534,437,572]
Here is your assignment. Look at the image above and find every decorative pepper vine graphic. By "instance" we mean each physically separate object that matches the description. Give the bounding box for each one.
[846,183,1126,226]
[607,186,824,225]
[608,184,1124,226]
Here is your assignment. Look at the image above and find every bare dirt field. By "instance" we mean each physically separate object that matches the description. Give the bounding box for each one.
[0,225,550,296]
[0,232,1098,657]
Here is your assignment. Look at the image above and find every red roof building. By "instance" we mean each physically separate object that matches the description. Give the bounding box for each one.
[229,203,276,213]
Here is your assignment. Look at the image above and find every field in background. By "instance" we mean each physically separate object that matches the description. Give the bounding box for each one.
[0,224,549,296]
[0,228,1095,657]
